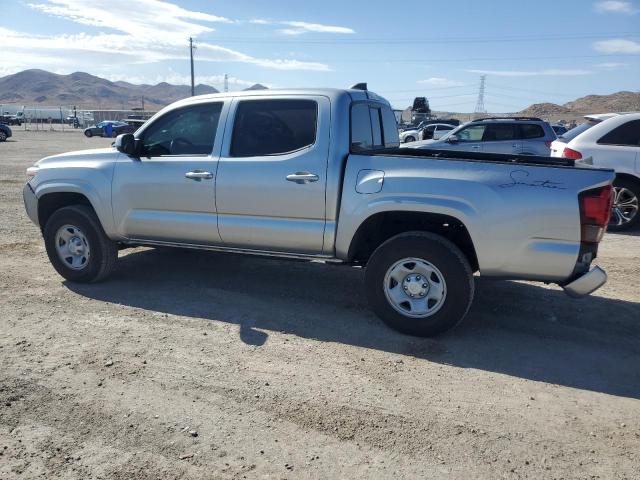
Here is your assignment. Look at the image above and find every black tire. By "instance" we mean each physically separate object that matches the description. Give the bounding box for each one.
[608,178,640,231]
[404,136,415,143]
[365,232,474,337]
[0,131,7,142]
[84,130,92,138]
[43,205,117,283]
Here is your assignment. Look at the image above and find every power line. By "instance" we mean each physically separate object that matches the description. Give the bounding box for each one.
[211,32,640,45]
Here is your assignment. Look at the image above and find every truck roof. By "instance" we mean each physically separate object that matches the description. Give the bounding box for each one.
[167,87,389,109]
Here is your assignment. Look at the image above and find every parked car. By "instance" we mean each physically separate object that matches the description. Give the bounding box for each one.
[0,112,23,126]
[400,121,457,143]
[84,121,135,138]
[0,123,12,142]
[549,113,623,157]
[406,117,557,156]
[551,124,568,136]
[551,113,640,231]
[23,86,614,337]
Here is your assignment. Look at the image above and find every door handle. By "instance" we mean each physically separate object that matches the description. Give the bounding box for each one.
[471,145,480,149]
[185,170,214,181]
[286,172,319,184]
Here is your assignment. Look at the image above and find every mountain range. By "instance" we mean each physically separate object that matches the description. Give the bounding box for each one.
[0,69,266,110]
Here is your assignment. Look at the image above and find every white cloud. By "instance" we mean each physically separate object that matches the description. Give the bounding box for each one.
[5,1,331,72]
[417,77,464,87]
[250,19,355,35]
[466,68,593,77]
[594,1,638,13]
[593,38,640,53]
[278,21,355,35]
[594,62,629,69]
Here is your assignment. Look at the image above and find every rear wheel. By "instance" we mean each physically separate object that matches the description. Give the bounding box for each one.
[609,178,640,231]
[0,131,7,142]
[44,205,117,282]
[365,232,474,336]
[84,130,92,137]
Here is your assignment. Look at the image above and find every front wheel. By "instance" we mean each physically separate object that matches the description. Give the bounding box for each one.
[365,232,474,336]
[0,131,7,142]
[84,130,92,137]
[44,205,117,282]
[404,135,415,143]
[609,178,640,231]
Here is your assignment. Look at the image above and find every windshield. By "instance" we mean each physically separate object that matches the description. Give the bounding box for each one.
[558,120,600,143]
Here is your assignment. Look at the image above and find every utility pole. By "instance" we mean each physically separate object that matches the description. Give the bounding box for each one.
[189,37,196,96]
[474,75,487,118]
[224,73,229,93]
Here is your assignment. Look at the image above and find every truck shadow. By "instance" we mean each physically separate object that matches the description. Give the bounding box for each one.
[65,247,640,400]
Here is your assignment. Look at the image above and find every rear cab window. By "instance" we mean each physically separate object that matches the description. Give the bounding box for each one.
[350,102,399,152]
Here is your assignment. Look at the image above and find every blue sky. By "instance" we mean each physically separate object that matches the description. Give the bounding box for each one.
[1,0,639,111]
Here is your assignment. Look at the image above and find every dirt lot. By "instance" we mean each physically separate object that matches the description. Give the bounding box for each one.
[1,129,639,479]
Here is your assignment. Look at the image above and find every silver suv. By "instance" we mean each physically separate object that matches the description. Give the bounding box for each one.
[405,117,557,156]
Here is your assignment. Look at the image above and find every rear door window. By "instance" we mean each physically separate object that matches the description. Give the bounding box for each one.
[351,103,374,151]
[483,124,517,141]
[231,99,317,157]
[597,120,640,146]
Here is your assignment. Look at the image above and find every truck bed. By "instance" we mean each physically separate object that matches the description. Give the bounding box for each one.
[372,147,581,168]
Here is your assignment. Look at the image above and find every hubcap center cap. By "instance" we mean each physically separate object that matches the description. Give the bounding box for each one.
[404,274,429,297]
[69,237,84,255]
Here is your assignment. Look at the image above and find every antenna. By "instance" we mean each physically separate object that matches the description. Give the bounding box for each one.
[474,75,487,117]
[189,37,197,96]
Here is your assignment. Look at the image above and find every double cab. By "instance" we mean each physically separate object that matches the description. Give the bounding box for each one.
[24,86,615,336]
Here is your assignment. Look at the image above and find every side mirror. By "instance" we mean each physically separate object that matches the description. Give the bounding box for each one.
[115,133,138,156]
[447,134,459,143]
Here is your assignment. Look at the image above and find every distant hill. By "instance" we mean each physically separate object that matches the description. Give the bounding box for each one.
[244,83,268,91]
[0,69,220,109]
[520,91,640,117]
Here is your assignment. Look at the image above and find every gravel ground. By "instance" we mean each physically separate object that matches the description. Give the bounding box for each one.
[1,129,639,479]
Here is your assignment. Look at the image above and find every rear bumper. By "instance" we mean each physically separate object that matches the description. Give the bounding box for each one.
[562,265,607,298]
[23,183,39,226]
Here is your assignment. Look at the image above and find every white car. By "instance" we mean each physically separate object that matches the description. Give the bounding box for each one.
[550,113,621,157]
[551,113,640,230]
[399,123,456,143]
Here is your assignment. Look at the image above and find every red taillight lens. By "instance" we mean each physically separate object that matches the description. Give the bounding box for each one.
[562,147,582,160]
[579,185,613,243]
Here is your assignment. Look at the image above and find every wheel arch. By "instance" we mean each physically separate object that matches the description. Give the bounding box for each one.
[346,210,479,271]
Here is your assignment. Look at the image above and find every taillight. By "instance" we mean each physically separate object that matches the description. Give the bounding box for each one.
[563,147,582,160]
[579,185,613,243]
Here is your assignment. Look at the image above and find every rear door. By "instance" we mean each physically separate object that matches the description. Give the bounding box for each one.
[481,123,519,154]
[215,96,330,254]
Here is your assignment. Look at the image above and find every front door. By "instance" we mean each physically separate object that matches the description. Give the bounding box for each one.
[112,100,227,245]
[215,96,330,254]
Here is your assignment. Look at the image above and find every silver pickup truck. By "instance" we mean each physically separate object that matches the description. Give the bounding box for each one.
[23,86,615,336]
